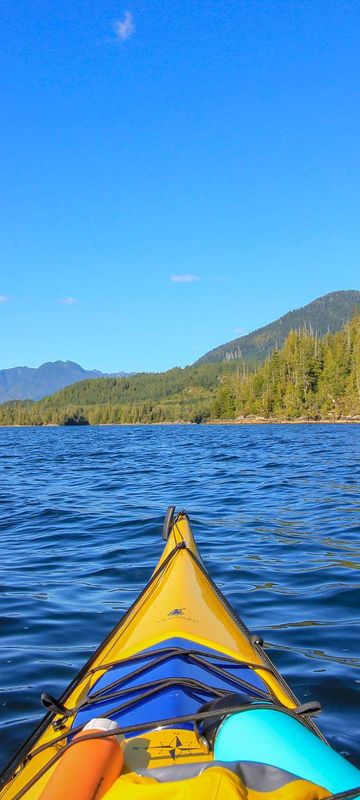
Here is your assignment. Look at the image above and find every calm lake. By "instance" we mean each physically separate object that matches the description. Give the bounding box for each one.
[0,424,359,769]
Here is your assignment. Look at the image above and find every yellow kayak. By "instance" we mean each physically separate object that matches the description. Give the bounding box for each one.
[1,509,359,800]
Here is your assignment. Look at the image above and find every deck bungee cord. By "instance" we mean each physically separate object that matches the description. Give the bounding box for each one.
[41,647,274,722]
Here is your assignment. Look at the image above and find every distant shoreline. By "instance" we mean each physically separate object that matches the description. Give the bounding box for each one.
[1,416,360,428]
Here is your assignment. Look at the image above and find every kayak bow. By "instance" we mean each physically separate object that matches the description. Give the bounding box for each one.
[1,509,359,800]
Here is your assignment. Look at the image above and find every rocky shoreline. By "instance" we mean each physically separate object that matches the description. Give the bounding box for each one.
[207,416,360,425]
[1,416,360,427]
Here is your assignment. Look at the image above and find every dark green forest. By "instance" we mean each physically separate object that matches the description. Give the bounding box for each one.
[1,317,360,425]
[212,315,360,420]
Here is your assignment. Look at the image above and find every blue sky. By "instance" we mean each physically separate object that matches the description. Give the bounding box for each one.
[1,0,360,372]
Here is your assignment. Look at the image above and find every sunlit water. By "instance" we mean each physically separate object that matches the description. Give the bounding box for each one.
[0,424,359,770]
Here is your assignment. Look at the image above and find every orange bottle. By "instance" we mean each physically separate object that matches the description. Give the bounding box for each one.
[39,717,124,800]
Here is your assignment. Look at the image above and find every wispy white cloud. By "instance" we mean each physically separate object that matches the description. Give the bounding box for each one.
[0,294,10,303]
[59,297,77,305]
[171,275,201,284]
[114,11,135,42]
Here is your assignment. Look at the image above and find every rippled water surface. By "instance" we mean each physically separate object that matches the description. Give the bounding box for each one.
[0,424,360,770]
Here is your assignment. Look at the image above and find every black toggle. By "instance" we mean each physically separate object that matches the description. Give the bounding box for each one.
[41,693,67,716]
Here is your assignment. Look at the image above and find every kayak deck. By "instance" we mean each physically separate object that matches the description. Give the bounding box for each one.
[0,510,324,799]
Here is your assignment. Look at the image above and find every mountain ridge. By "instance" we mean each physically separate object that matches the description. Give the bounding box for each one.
[0,360,130,402]
[2,290,359,402]
[1,311,360,425]
[195,290,360,365]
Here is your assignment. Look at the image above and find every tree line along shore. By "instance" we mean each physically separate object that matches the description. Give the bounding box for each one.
[1,316,360,426]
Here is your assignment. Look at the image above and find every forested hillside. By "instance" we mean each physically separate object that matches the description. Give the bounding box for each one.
[0,362,237,425]
[196,290,360,365]
[212,315,360,420]
[1,317,359,425]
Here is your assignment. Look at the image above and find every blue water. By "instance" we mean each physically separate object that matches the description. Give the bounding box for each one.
[0,424,359,772]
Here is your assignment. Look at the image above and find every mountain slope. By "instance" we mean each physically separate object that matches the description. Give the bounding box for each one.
[195,290,360,365]
[0,361,130,402]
